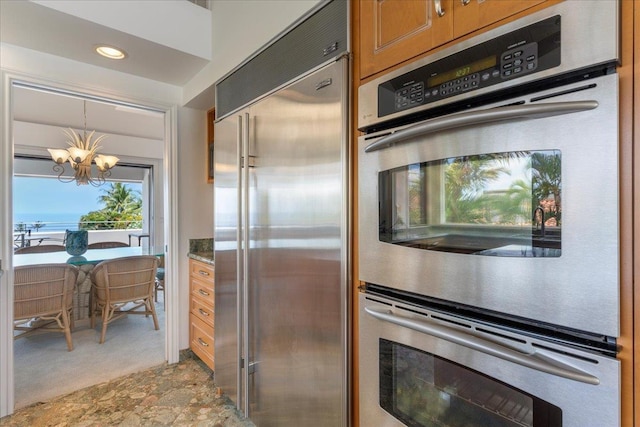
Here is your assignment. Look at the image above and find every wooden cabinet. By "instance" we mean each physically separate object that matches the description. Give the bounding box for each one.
[359,0,453,79]
[207,108,215,184]
[452,0,547,39]
[189,258,215,369]
[359,0,550,80]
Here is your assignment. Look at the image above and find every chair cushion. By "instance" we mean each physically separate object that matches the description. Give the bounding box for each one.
[156,267,165,280]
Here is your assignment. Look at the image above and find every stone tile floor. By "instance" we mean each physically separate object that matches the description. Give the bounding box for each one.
[0,352,255,427]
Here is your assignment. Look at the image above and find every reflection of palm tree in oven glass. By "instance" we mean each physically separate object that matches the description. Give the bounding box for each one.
[531,151,561,226]
[404,150,561,229]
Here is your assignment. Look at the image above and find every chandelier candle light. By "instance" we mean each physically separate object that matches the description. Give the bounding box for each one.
[47,100,119,186]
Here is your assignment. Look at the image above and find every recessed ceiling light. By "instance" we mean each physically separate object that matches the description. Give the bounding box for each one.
[95,45,127,60]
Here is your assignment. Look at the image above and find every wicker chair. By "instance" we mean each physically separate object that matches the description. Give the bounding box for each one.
[87,241,129,249]
[154,255,165,306]
[14,245,66,254]
[90,255,159,344]
[14,264,80,351]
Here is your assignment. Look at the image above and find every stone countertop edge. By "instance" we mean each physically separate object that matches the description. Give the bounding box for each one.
[188,252,214,265]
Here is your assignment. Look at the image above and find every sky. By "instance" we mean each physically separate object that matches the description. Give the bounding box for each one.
[13,177,140,219]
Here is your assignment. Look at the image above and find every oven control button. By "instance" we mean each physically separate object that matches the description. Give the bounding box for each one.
[527,62,536,70]
[503,53,513,61]
[471,80,478,87]
[527,54,536,62]
[514,67,523,74]
[471,73,479,80]
[503,69,513,77]
[503,62,513,70]
[431,89,439,96]
[491,70,500,78]
[514,50,523,57]
[481,72,491,81]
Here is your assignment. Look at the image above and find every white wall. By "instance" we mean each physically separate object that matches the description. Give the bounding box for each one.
[176,106,211,349]
[182,0,322,106]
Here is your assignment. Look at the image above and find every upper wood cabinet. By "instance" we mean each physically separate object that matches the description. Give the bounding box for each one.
[359,0,550,80]
[453,0,547,39]
[360,0,454,79]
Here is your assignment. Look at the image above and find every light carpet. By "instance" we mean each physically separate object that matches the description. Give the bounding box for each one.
[13,299,165,410]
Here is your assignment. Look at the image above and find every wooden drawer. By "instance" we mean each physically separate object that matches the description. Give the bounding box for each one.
[190,260,214,282]
[190,293,214,327]
[190,276,214,304]
[190,314,214,370]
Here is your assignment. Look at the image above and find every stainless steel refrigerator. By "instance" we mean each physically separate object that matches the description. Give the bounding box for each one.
[214,56,350,426]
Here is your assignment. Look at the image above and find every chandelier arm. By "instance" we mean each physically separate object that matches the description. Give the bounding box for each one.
[52,163,77,184]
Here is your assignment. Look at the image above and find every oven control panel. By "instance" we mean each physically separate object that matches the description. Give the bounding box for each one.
[379,15,560,117]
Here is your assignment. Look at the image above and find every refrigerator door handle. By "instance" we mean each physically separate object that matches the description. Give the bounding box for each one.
[241,111,251,418]
[235,114,244,413]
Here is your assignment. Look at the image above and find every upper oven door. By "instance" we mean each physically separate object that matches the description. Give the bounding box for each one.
[358,73,619,337]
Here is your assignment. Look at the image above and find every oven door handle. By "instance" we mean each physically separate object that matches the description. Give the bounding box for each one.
[364,100,599,153]
[365,306,600,385]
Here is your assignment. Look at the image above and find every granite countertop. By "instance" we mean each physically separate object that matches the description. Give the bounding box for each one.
[188,251,214,265]
[188,238,214,265]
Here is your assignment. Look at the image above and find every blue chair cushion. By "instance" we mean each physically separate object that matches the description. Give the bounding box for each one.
[156,267,165,280]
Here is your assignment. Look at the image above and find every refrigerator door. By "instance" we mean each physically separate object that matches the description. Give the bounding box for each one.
[214,110,245,409]
[216,57,349,426]
[245,59,349,426]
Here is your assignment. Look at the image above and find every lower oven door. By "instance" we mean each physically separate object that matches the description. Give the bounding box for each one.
[359,294,620,427]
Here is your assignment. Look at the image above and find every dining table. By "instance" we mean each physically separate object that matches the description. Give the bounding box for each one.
[14,246,165,320]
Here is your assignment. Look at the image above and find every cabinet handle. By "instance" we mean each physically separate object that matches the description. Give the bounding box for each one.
[198,289,210,297]
[198,308,210,317]
[198,270,210,276]
[461,0,471,5]
[434,0,445,17]
[198,337,209,347]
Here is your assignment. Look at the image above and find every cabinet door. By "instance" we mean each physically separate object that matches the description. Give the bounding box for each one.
[453,0,548,39]
[360,0,454,79]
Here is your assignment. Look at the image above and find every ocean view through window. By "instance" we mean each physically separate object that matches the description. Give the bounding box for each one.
[14,176,143,232]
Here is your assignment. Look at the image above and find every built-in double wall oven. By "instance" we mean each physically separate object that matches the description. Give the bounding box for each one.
[358,2,621,426]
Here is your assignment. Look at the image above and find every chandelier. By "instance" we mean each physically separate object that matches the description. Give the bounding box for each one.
[47,100,119,186]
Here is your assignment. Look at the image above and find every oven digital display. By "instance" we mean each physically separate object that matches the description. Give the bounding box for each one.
[427,55,498,88]
[374,15,561,119]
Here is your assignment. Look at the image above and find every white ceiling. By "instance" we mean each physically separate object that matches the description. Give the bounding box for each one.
[13,84,165,141]
[0,0,210,86]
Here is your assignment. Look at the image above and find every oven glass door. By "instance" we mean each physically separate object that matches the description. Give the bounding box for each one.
[379,150,561,257]
[380,338,562,427]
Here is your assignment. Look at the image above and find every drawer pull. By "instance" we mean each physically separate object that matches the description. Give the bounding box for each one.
[197,337,209,347]
[434,0,445,17]
[198,308,210,317]
[198,270,210,276]
[461,0,471,5]
[198,289,210,297]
